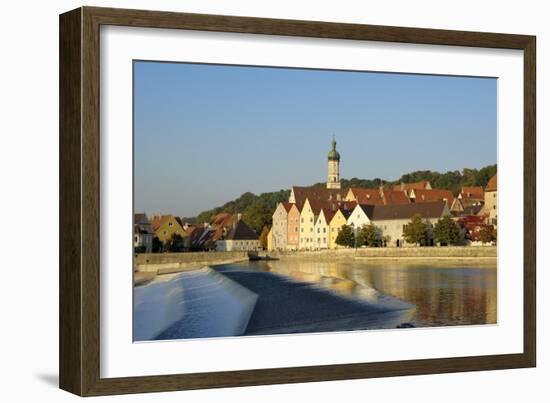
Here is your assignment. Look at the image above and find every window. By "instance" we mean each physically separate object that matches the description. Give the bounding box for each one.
[317,228,320,233]
[301,218,304,223]
[168,222,173,227]
[323,237,326,243]
[301,228,303,232]
[323,228,326,233]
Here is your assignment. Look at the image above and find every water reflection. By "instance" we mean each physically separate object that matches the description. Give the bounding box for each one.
[248,259,497,327]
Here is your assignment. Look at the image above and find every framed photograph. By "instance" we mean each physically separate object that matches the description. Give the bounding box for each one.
[59,6,536,396]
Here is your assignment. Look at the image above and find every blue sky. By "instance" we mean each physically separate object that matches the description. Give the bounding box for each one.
[134,61,496,217]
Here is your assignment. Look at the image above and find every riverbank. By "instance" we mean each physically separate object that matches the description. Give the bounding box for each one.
[134,246,496,285]
[268,246,496,261]
[134,251,249,274]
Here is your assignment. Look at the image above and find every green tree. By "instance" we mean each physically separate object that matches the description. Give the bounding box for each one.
[335,224,355,248]
[434,215,462,245]
[152,236,163,253]
[195,189,290,231]
[478,225,496,244]
[259,225,270,250]
[165,233,186,252]
[356,223,380,247]
[403,214,428,246]
[242,200,271,234]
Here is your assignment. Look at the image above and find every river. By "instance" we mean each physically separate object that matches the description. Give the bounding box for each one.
[221,259,497,328]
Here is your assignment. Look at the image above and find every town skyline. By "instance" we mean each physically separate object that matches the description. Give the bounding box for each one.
[136,160,496,219]
[134,61,496,217]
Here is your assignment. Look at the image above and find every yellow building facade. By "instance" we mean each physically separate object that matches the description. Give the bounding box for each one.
[152,215,189,245]
[328,209,348,249]
[299,198,316,250]
[313,209,331,249]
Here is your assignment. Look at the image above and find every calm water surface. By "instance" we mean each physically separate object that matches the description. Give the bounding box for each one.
[238,259,497,327]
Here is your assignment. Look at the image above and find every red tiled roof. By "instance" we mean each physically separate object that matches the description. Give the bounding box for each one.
[322,208,337,223]
[394,181,431,191]
[306,198,357,216]
[348,187,410,205]
[210,213,239,241]
[460,186,484,199]
[183,223,201,236]
[412,189,454,207]
[291,186,347,205]
[382,189,411,205]
[370,200,447,221]
[348,188,385,205]
[150,214,187,235]
[485,174,497,191]
[150,215,166,231]
[281,202,293,213]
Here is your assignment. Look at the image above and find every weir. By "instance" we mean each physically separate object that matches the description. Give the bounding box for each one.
[134,265,415,341]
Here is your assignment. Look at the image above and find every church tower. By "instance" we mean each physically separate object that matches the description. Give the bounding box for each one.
[327,137,341,189]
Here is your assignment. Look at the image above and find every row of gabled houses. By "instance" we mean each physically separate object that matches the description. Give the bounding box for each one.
[135,139,497,253]
[133,212,260,253]
[267,174,497,251]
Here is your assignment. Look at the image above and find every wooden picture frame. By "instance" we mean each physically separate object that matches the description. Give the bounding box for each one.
[59,6,536,396]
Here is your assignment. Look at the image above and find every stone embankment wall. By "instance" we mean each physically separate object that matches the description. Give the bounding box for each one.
[268,246,497,261]
[135,251,249,274]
